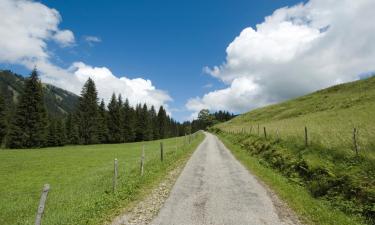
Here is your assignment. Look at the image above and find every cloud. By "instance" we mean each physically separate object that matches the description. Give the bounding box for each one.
[0,0,172,111]
[67,62,172,109]
[187,0,375,118]
[84,35,101,46]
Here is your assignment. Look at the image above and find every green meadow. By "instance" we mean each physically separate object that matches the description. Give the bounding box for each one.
[213,76,375,224]
[0,133,204,225]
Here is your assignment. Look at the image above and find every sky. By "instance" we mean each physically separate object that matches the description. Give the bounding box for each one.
[0,0,374,121]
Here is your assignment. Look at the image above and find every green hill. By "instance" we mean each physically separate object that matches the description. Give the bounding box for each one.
[214,76,375,224]
[0,70,79,118]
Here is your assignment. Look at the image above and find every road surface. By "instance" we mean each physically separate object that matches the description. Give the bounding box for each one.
[150,132,300,225]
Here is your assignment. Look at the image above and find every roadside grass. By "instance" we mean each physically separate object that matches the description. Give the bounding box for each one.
[217,132,366,225]
[0,132,204,225]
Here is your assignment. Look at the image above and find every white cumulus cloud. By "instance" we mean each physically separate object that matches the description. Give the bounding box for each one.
[0,0,172,111]
[84,35,101,46]
[187,0,375,118]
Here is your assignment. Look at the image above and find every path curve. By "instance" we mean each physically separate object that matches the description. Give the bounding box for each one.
[150,132,301,225]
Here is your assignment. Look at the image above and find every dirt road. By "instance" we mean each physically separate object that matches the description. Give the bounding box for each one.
[150,132,300,225]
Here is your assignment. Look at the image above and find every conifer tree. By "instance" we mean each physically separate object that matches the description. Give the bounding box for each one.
[142,104,152,141]
[0,95,6,144]
[150,106,159,140]
[97,99,108,143]
[157,106,168,139]
[122,98,135,142]
[7,69,48,148]
[47,119,58,147]
[107,93,122,143]
[118,94,125,142]
[55,119,66,146]
[76,78,99,145]
[65,113,79,145]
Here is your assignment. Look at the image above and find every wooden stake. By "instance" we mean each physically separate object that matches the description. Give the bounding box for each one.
[353,128,359,156]
[305,126,308,147]
[263,127,267,139]
[35,184,50,225]
[160,142,164,162]
[113,158,118,192]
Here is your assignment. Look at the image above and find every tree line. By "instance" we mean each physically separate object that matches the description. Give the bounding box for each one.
[0,70,186,148]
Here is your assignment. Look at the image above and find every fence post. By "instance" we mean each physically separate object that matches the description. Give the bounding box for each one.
[353,128,359,156]
[113,158,118,192]
[305,126,308,147]
[35,184,50,225]
[160,142,164,162]
[263,127,267,140]
[140,145,145,176]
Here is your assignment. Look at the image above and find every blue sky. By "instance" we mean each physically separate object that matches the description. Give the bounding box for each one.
[1,0,374,121]
[1,0,303,121]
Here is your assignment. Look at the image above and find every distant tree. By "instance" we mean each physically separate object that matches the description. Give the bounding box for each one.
[122,98,135,142]
[157,106,168,139]
[107,93,122,143]
[76,78,99,144]
[47,119,58,147]
[149,106,159,140]
[7,69,48,148]
[0,95,6,144]
[55,119,66,146]
[97,99,109,143]
[65,113,79,145]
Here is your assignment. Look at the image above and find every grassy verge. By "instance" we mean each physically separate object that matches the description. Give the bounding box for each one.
[0,132,204,225]
[216,131,370,225]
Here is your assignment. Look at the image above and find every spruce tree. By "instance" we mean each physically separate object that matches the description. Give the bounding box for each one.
[47,119,58,147]
[7,69,48,148]
[150,106,159,140]
[118,94,125,142]
[107,93,122,143]
[0,94,6,144]
[55,119,66,146]
[123,98,135,142]
[97,99,109,143]
[157,106,168,139]
[66,113,79,145]
[76,78,100,145]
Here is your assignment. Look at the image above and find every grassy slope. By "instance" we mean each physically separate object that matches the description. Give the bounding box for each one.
[214,77,375,224]
[0,133,204,225]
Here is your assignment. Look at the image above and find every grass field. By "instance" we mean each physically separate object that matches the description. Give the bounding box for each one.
[0,133,204,225]
[213,76,375,224]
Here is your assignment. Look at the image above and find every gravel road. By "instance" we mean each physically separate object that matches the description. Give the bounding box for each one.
[150,132,301,225]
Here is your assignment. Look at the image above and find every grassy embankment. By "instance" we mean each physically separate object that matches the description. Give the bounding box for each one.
[0,132,204,225]
[213,76,375,225]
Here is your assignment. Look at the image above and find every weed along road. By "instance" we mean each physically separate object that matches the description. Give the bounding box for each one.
[150,132,300,225]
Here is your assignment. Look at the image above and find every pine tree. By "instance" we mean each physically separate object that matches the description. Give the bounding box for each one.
[65,113,79,145]
[142,104,152,141]
[157,106,168,139]
[76,78,100,145]
[118,94,125,142]
[107,93,122,143]
[97,99,109,143]
[122,98,135,142]
[7,69,48,148]
[0,94,7,144]
[55,119,66,146]
[150,106,159,140]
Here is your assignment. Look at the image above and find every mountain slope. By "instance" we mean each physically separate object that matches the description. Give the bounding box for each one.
[0,70,79,117]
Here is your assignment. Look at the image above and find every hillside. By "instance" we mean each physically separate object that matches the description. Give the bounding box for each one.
[214,76,375,224]
[0,70,79,117]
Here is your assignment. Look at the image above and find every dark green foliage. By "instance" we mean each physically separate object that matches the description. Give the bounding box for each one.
[157,106,168,139]
[65,113,79,145]
[0,70,79,118]
[0,94,6,144]
[122,99,135,142]
[97,99,109,143]
[150,106,159,140]
[135,104,152,141]
[107,93,123,143]
[7,69,48,148]
[76,78,99,145]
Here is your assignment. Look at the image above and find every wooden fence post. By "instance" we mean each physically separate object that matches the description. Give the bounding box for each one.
[113,158,118,192]
[305,126,308,147]
[160,142,164,162]
[35,184,50,225]
[353,128,359,156]
[140,146,145,176]
[263,127,267,140]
